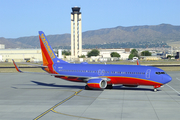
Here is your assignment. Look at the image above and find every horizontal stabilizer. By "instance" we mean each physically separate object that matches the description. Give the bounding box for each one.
[16,62,47,68]
[12,59,22,73]
[12,59,49,74]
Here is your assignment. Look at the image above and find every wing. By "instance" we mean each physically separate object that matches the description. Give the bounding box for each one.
[148,64,180,67]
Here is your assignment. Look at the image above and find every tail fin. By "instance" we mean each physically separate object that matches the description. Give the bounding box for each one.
[39,31,68,65]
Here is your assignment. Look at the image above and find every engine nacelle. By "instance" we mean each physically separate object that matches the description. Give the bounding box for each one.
[87,78,107,89]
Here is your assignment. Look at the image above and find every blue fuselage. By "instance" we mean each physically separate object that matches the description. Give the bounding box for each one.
[52,63,172,86]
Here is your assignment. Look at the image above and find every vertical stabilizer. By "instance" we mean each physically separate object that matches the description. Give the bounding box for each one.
[39,31,68,65]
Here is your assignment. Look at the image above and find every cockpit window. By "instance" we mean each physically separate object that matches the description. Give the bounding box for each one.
[156,72,166,75]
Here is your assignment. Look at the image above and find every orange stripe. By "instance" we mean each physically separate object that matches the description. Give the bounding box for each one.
[39,35,58,74]
[39,35,53,65]
[14,63,20,72]
[42,50,48,65]
[106,76,162,86]
[12,60,21,72]
[87,83,101,89]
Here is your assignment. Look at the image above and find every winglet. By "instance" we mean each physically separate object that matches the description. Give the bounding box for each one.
[137,59,140,65]
[12,59,22,72]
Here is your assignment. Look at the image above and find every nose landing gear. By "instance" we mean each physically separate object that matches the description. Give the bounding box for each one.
[154,88,157,92]
[153,85,161,92]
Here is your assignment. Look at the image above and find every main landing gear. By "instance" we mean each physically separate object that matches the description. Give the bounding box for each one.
[153,85,161,92]
[105,85,113,89]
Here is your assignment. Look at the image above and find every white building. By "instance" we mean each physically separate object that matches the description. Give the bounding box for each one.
[82,49,130,60]
[0,44,5,49]
[0,49,42,62]
[58,49,63,59]
[0,47,131,63]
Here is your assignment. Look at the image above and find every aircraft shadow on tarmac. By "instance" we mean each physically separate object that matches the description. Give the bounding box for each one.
[31,81,85,89]
[113,86,156,91]
[30,81,155,91]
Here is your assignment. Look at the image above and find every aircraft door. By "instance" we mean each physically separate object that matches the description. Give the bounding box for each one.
[146,69,151,79]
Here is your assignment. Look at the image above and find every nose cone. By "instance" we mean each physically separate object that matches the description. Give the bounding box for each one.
[163,75,172,84]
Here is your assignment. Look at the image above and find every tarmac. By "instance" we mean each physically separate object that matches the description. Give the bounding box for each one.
[0,71,180,120]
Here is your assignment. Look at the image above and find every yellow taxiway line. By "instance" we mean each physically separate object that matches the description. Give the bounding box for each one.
[33,89,83,120]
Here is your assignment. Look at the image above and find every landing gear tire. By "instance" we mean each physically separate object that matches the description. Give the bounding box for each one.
[153,85,161,92]
[105,85,113,89]
[154,88,157,92]
[85,85,92,90]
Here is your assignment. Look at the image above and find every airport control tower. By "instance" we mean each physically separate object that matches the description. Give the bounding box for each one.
[71,7,82,58]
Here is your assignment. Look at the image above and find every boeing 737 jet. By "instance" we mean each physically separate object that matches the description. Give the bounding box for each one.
[13,31,172,91]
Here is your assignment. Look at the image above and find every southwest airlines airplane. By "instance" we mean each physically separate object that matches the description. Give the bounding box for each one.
[13,31,172,91]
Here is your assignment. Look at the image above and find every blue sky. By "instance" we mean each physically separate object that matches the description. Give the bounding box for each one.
[0,0,180,38]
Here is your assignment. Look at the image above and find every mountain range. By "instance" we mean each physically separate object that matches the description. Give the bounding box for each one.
[0,24,180,49]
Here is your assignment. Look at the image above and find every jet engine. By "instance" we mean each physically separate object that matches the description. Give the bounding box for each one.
[87,78,107,89]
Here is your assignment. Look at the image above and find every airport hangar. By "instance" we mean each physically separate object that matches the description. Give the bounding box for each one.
[0,49,42,62]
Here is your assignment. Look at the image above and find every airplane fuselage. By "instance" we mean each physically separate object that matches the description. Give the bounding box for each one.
[51,63,172,88]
